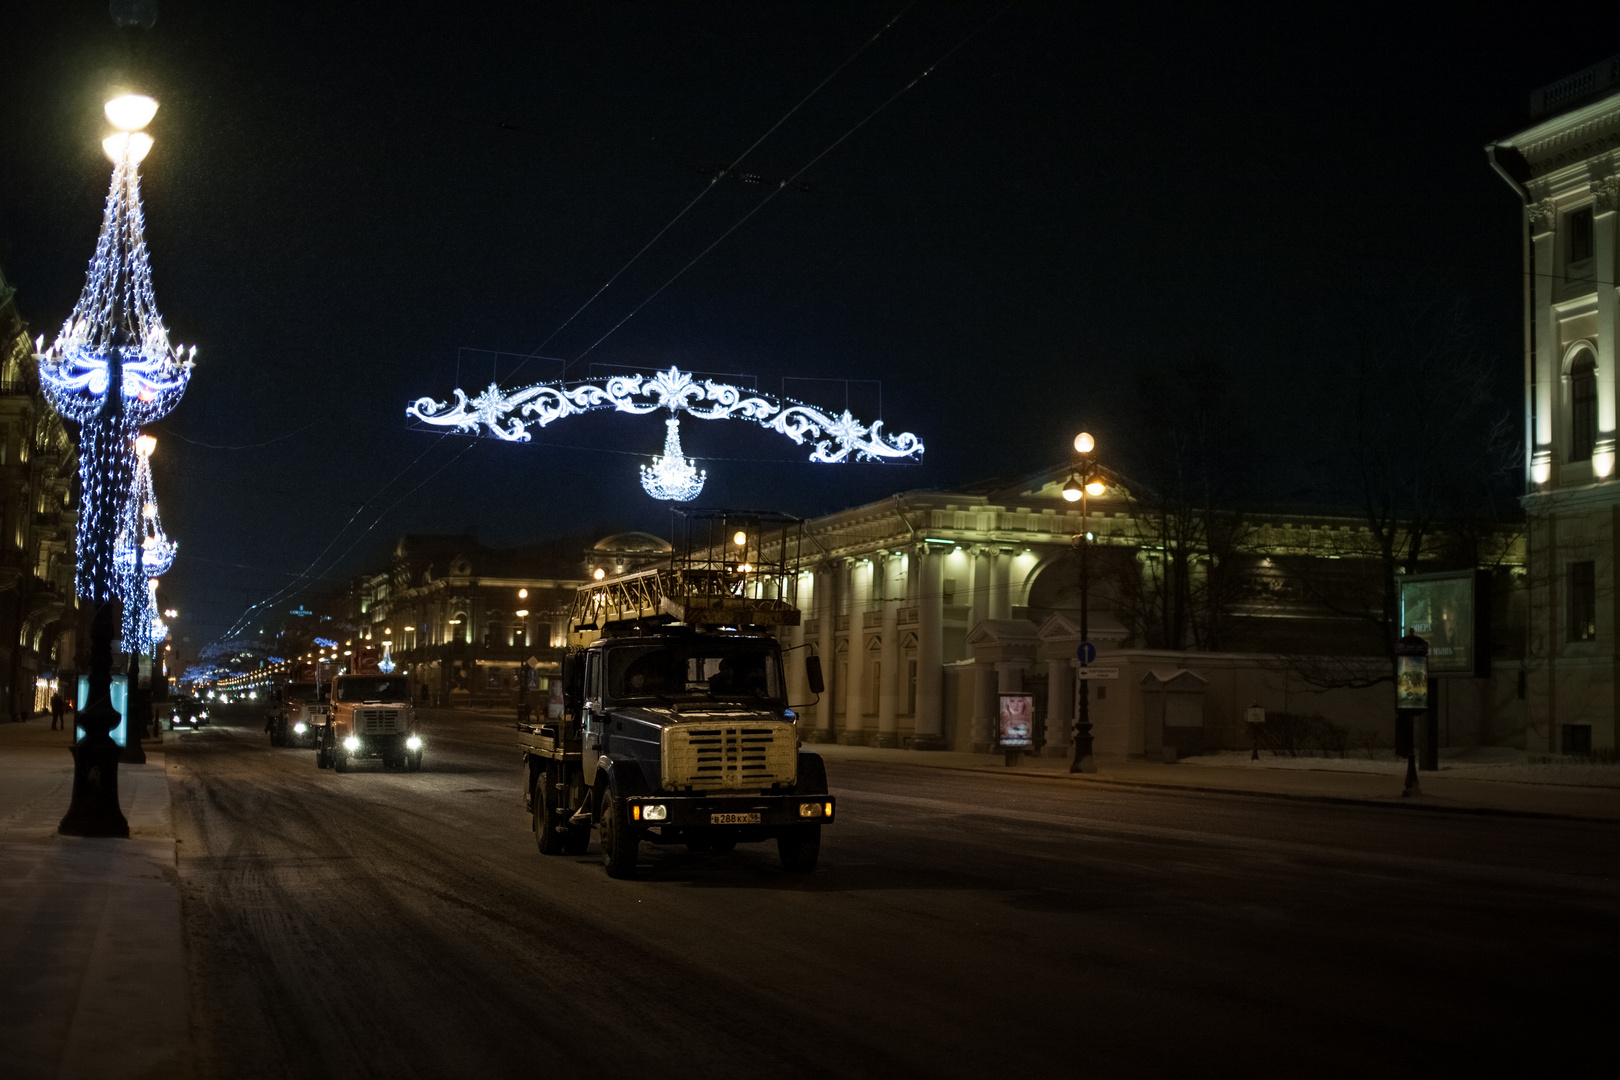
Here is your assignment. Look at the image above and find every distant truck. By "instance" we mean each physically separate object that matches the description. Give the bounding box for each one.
[520,511,832,879]
[317,673,423,772]
[267,666,328,748]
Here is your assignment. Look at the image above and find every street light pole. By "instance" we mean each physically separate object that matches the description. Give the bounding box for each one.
[1064,432,1104,774]
[37,94,194,836]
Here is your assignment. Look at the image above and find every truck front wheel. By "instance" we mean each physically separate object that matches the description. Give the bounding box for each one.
[599,789,639,879]
[778,826,821,873]
[407,749,422,772]
[335,748,350,773]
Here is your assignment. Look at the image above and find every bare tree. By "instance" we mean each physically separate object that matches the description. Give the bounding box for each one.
[1109,354,1259,651]
[1283,280,1520,681]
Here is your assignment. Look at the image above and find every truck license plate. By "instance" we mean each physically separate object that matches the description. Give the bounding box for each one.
[710,812,760,825]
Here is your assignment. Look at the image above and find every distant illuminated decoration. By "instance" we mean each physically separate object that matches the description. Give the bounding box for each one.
[406,365,924,502]
[378,643,396,674]
[35,93,193,602]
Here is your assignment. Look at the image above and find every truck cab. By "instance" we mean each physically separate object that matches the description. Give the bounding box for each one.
[319,673,423,773]
[268,678,327,748]
[521,510,832,878]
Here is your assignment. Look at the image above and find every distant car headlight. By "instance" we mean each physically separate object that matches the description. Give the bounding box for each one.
[293,722,307,735]
[406,735,422,751]
[343,736,360,751]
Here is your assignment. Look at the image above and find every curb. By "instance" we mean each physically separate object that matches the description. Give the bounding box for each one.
[825,754,1620,824]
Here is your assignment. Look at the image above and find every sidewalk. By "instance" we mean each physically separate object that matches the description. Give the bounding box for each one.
[0,717,192,1080]
[813,741,1620,822]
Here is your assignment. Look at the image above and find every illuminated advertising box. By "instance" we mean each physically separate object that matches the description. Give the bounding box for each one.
[997,693,1034,749]
[1397,570,1489,678]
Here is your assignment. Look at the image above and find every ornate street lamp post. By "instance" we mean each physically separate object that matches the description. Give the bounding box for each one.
[36,94,194,836]
[1063,432,1106,774]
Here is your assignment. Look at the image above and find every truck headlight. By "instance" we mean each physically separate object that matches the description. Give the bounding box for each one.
[641,803,667,821]
[406,735,422,751]
[343,736,360,752]
[798,802,824,818]
[294,722,307,735]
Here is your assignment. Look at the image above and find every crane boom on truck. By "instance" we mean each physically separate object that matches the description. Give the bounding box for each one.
[519,510,830,878]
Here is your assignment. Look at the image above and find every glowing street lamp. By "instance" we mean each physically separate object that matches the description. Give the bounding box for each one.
[38,90,195,837]
[1068,431,1106,774]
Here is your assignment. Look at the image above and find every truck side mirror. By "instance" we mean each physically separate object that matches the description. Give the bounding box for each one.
[805,655,825,696]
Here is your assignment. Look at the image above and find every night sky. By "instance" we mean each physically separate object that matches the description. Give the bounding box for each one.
[1,1,1616,647]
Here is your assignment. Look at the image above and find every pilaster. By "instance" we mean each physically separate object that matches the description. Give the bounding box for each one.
[913,546,946,749]
[876,553,901,747]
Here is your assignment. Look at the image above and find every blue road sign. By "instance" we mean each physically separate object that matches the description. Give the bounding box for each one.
[1077,641,1097,665]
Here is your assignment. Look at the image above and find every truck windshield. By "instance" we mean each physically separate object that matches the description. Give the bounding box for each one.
[335,677,410,702]
[607,641,784,705]
[286,684,320,701]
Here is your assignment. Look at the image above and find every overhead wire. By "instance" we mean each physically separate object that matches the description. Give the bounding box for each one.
[570,0,1018,367]
[504,1,918,387]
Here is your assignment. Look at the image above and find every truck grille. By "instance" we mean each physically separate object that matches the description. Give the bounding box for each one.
[662,722,797,791]
[359,709,404,734]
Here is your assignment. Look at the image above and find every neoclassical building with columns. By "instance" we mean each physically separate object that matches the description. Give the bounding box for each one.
[776,473,1525,756]
[1488,54,1620,753]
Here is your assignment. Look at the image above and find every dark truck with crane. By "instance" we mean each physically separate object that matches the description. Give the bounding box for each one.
[519,511,832,878]
[266,663,328,748]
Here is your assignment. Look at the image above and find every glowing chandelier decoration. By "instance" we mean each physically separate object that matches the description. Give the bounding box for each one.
[114,434,176,576]
[117,435,175,653]
[35,94,194,602]
[640,416,707,501]
[406,365,924,502]
[378,643,396,674]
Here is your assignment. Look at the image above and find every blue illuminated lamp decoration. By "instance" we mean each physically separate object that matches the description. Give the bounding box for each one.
[406,365,923,502]
[115,433,176,577]
[35,96,194,604]
[378,643,396,674]
[640,416,707,502]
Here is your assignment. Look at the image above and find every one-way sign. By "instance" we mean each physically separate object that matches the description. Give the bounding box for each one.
[1077,641,1097,665]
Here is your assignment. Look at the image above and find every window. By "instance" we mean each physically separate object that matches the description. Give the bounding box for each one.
[1569,207,1594,263]
[1561,724,1592,754]
[1570,355,1597,462]
[907,658,918,714]
[1568,561,1596,642]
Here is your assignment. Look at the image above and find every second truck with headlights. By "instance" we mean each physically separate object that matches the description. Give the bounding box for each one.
[317,672,424,772]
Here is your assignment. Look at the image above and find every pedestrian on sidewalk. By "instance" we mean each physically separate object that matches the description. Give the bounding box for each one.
[49,692,66,731]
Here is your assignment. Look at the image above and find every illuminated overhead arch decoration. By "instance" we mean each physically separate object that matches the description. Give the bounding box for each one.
[405,365,924,502]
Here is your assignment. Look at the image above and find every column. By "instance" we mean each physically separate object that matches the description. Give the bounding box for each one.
[786,571,808,714]
[816,564,838,742]
[1530,202,1557,483]
[1593,177,1619,477]
[970,660,995,752]
[877,553,901,747]
[971,548,991,628]
[840,559,869,745]
[914,546,946,749]
[1044,657,1072,751]
[989,549,1011,620]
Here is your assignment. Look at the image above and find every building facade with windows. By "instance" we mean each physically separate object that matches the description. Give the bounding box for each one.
[1488,54,1620,753]
[0,265,79,720]
[346,531,667,706]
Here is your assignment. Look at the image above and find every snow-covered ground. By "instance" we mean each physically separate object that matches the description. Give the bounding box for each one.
[1181,748,1620,788]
